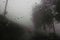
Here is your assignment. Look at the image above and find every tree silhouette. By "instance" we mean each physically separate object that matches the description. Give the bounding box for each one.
[4,0,8,16]
[32,0,57,35]
[55,0,60,22]
[56,0,60,13]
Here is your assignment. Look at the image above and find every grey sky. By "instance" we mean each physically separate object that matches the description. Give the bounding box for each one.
[0,0,41,29]
[6,0,41,28]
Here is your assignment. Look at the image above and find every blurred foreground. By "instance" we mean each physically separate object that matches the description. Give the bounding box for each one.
[0,15,60,40]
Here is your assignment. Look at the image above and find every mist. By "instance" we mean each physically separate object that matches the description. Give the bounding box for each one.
[0,0,60,36]
[0,0,41,28]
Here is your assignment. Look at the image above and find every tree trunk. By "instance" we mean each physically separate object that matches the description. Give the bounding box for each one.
[43,24,47,33]
[52,21,55,34]
[4,0,8,16]
[52,18,56,37]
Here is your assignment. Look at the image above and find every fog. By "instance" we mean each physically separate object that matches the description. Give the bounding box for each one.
[0,0,41,31]
[0,0,60,35]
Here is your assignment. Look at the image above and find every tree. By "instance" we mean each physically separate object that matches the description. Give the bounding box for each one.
[56,0,60,13]
[55,0,60,22]
[32,0,56,35]
[4,0,8,16]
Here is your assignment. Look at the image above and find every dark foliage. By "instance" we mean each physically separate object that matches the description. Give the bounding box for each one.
[0,15,25,40]
[32,0,60,40]
[32,4,54,30]
[56,0,60,13]
[55,0,60,22]
[55,13,60,22]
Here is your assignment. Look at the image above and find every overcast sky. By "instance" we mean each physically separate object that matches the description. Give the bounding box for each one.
[0,0,41,29]
[6,0,41,28]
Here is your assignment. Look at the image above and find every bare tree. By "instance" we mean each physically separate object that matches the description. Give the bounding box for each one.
[4,0,8,16]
